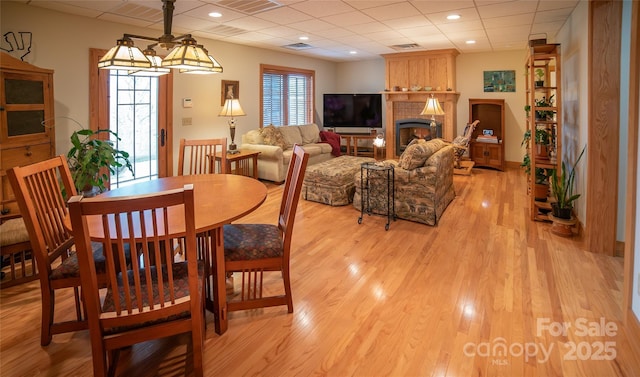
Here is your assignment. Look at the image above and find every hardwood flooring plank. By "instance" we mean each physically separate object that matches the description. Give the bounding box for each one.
[1,167,639,376]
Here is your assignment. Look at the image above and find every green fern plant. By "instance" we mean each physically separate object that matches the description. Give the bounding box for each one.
[67,129,133,194]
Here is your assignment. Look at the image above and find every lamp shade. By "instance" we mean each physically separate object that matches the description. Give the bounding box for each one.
[219,99,246,118]
[162,38,214,70]
[98,37,151,70]
[420,96,445,116]
[180,55,223,74]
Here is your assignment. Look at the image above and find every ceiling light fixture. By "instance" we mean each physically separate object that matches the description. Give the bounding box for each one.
[299,36,309,41]
[349,50,357,55]
[466,40,476,44]
[446,14,461,20]
[98,0,223,75]
[208,11,222,18]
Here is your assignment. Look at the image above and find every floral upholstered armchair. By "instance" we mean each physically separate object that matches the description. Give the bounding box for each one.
[353,138,455,226]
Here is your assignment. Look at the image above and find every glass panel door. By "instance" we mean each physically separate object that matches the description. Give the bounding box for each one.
[109,71,159,187]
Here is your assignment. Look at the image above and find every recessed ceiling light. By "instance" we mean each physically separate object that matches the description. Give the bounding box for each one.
[466,40,476,44]
[299,36,309,41]
[208,11,222,18]
[349,50,357,55]
[447,14,461,20]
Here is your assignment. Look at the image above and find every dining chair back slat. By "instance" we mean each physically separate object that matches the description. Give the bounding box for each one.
[178,138,227,175]
[68,184,205,376]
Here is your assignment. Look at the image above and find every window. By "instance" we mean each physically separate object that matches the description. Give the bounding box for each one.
[261,64,314,127]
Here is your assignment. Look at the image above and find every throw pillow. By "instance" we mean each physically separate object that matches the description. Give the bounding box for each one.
[398,139,441,170]
[260,125,286,150]
[319,131,341,157]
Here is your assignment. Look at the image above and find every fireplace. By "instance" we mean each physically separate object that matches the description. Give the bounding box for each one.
[395,118,442,153]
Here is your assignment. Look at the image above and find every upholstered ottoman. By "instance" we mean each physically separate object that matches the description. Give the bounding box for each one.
[302,155,376,206]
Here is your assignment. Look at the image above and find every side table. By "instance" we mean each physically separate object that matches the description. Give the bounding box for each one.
[213,150,260,179]
[358,161,395,230]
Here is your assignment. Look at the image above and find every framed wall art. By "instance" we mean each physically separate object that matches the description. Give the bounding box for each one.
[483,70,515,92]
[221,80,239,105]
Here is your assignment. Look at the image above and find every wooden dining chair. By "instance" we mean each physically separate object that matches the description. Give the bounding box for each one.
[68,184,205,377]
[7,155,107,346]
[223,144,309,312]
[178,138,227,175]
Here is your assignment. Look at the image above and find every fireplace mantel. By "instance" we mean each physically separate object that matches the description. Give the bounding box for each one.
[382,49,460,158]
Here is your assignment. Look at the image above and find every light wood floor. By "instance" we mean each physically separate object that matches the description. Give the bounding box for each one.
[1,167,639,376]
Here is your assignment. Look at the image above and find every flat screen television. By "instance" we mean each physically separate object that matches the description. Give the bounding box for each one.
[323,93,382,128]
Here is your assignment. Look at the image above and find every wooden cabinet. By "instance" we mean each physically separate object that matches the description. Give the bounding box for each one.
[468,98,505,171]
[525,44,562,221]
[382,49,458,92]
[0,53,55,220]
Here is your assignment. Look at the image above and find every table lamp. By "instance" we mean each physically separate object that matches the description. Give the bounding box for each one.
[420,94,445,139]
[219,98,246,154]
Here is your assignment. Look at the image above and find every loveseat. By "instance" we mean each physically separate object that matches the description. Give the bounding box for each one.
[353,138,455,226]
[240,123,333,182]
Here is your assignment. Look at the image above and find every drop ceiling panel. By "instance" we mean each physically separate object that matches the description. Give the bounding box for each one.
[19,0,581,62]
[289,1,357,18]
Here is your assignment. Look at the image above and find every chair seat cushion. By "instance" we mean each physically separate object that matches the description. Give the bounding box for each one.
[0,218,30,246]
[223,224,283,261]
[50,242,107,280]
[102,261,204,335]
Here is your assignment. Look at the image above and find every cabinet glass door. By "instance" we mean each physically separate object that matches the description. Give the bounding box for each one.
[1,73,50,143]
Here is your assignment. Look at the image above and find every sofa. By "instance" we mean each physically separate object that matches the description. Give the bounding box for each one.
[353,138,455,226]
[240,123,333,182]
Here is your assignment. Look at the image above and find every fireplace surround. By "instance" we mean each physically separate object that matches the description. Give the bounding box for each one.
[395,118,441,153]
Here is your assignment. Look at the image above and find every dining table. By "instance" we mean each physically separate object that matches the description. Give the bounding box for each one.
[68,174,268,335]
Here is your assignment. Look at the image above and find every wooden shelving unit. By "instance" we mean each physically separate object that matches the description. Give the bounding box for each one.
[525,44,562,221]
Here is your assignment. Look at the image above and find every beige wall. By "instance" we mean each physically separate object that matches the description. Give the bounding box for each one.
[0,1,337,172]
[456,50,528,165]
[336,51,529,165]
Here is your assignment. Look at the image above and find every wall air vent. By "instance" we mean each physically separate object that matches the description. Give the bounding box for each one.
[283,43,313,50]
[390,43,421,51]
[217,0,282,14]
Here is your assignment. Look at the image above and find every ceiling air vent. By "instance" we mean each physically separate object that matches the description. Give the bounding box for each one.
[109,2,163,22]
[217,0,282,15]
[390,43,421,51]
[204,25,247,37]
[282,43,313,50]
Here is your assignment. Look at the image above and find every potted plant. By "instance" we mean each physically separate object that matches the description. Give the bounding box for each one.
[535,95,555,120]
[524,104,531,118]
[535,128,551,158]
[550,146,586,219]
[534,68,545,87]
[67,128,133,196]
